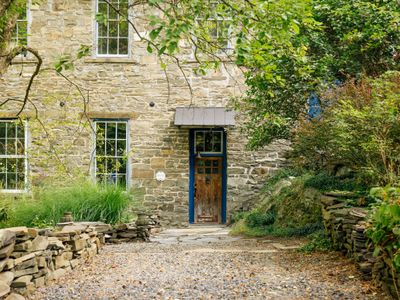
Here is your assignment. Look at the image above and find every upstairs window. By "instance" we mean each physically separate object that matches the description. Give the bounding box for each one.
[196,1,233,54]
[202,19,231,51]
[94,120,129,189]
[96,0,129,56]
[11,2,28,47]
[0,120,27,192]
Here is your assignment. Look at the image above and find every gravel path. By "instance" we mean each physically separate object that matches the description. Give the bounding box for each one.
[33,227,388,300]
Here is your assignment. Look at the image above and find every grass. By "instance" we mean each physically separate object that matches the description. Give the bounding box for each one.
[0,180,135,228]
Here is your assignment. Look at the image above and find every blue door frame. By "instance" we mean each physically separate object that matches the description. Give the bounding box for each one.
[189,128,227,224]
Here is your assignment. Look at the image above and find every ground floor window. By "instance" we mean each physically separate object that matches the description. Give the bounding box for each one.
[93,120,129,189]
[0,120,27,191]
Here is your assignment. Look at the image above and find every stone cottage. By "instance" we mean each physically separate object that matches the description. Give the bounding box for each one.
[0,0,289,226]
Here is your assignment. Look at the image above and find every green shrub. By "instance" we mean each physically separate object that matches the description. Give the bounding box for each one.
[232,211,248,224]
[367,187,400,272]
[303,172,368,193]
[292,71,400,186]
[0,180,135,228]
[231,174,324,238]
[299,230,334,252]
[245,210,276,228]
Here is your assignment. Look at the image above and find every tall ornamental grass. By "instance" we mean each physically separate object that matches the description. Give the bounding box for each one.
[0,180,133,228]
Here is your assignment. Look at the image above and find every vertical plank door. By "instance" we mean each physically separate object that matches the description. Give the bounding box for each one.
[194,157,222,223]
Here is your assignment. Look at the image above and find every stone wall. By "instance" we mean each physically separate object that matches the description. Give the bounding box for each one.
[0,219,154,299]
[0,1,290,226]
[321,195,399,298]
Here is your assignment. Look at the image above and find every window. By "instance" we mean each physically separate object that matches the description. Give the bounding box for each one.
[96,0,129,56]
[196,1,233,53]
[195,130,223,153]
[11,2,28,46]
[94,120,128,188]
[202,19,231,51]
[0,120,27,192]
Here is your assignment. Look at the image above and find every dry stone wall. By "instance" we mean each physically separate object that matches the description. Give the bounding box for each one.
[0,225,101,299]
[0,219,155,299]
[321,195,399,298]
[0,1,290,225]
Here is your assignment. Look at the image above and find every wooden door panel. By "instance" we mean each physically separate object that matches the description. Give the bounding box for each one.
[194,157,222,223]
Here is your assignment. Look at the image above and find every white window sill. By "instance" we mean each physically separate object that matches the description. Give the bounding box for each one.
[85,57,138,64]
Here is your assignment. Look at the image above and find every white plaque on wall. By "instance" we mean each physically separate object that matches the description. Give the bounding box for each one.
[156,171,166,182]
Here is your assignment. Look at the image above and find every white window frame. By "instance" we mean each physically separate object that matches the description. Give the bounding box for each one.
[194,1,234,56]
[11,0,31,49]
[94,0,131,57]
[0,119,29,193]
[91,119,131,189]
[195,130,224,154]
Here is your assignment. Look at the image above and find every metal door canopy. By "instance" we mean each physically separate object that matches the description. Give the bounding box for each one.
[174,107,236,127]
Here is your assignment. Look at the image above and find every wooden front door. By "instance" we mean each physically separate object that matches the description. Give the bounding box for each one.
[194,157,222,223]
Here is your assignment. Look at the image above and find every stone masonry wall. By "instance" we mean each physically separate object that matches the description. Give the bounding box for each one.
[0,218,155,299]
[0,1,290,226]
[321,195,399,298]
[0,225,102,299]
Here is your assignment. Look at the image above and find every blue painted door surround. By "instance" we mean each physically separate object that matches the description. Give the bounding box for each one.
[189,128,227,224]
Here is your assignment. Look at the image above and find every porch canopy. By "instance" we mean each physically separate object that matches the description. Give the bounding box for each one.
[174,107,236,127]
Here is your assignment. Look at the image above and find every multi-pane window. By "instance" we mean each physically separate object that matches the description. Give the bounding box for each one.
[11,3,28,46]
[96,0,129,56]
[94,121,128,188]
[0,120,27,191]
[197,1,232,52]
[204,19,231,51]
[195,130,223,153]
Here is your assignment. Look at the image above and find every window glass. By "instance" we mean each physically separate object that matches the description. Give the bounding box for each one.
[195,130,223,153]
[11,2,28,47]
[96,0,129,56]
[196,1,232,53]
[94,121,128,189]
[0,120,27,191]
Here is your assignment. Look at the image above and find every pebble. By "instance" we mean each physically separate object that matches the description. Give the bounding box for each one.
[32,229,388,300]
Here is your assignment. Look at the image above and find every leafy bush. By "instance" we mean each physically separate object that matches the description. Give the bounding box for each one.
[367,187,400,272]
[231,211,248,224]
[299,230,334,253]
[303,172,368,193]
[0,180,135,228]
[292,72,400,186]
[245,210,276,228]
[231,174,323,238]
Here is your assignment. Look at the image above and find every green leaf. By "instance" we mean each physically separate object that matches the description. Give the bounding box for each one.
[158,46,166,55]
[167,42,177,54]
[149,27,163,41]
[95,13,107,26]
[77,45,91,59]
[373,246,381,257]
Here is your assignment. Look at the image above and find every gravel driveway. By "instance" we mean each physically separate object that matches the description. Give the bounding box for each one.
[33,226,388,300]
